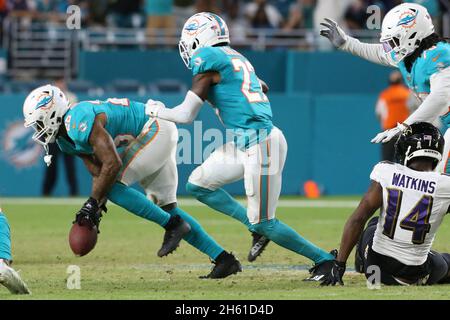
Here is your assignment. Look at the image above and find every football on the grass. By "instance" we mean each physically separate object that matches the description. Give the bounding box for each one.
[69,221,98,256]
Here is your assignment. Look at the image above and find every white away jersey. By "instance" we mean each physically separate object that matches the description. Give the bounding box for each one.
[370,162,450,265]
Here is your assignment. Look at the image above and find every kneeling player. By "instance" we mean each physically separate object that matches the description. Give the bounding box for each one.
[319,122,450,286]
[23,85,241,279]
[0,208,30,294]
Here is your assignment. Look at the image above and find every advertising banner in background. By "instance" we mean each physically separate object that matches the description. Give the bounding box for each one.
[1,93,380,196]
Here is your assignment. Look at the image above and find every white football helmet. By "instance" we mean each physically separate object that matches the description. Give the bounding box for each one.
[380,3,435,62]
[179,12,230,68]
[23,85,70,163]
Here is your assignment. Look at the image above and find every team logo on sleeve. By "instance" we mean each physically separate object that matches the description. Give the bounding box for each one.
[193,56,203,67]
[78,122,88,133]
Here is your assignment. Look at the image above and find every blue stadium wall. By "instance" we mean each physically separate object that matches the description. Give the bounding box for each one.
[0,50,394,196]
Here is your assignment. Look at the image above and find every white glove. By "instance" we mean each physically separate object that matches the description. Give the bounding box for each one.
[145,99,166,117]
[371,123,407,144]
[320,18,348,48]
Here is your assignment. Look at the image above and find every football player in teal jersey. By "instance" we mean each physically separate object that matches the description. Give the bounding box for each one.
[23,85,241,279]
[321,3,450,169]
[145,12,335,275]
[0,208,30,294]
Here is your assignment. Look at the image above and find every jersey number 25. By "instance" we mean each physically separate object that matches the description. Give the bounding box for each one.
[232,58,268,103]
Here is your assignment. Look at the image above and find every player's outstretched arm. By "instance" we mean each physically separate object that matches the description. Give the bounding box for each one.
[145,72,218,124]
[337,181,382,264]
[73,116,119,230]
[88,114,122,202]
[320,18,396,67]
[372,67,450,144]
[320,181,382,286]
[403,67,450,125]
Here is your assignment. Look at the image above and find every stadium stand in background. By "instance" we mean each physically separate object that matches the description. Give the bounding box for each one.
[0,0,448,197]
[0,0,448,90]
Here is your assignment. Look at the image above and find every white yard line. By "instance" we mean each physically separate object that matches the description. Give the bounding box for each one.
[130,263,358,272]
[0,197,360,208]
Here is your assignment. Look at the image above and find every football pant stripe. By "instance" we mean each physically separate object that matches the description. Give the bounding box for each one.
[118,120,160,181]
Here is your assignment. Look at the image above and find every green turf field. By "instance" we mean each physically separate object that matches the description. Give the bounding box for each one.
[0,197,449,300]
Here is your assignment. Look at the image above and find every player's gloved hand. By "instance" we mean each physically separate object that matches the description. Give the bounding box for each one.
[145,99,166,117]
[320,18,348,48]
[320,260,346,286]
[74,197,103,233]
[371,123,407,144]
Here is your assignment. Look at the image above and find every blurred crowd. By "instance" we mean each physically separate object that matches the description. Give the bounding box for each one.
[0,0,448,34]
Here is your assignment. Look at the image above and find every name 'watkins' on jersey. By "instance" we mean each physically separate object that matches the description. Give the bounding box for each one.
[370,161,449,265]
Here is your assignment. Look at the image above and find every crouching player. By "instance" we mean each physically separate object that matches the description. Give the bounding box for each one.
[0,209,30,294]
[319,122,450,286]
[23,85,241,279]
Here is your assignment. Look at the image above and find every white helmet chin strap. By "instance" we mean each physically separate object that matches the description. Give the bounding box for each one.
[43,144,53,167]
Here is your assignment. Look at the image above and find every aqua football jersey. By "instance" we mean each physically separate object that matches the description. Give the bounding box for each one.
[397,42,450,94]
[190,46,273,148]
[56,98,149,155]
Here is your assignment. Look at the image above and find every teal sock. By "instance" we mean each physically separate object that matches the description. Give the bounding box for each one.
[0,212,12,261]
[186,182,251,228]
[107,183,171,227]
[250,219,334,264]
[167,207,224,260]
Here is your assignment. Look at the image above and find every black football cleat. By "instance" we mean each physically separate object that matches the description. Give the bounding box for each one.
[157,215,191,257]
[248,232,270,262]
[303,249,338,282]
[200,252,242,279]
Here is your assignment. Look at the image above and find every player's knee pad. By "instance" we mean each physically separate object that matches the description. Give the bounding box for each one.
[442,253,450,264]
[441,253,450,283]
[427,251,450,285]
[442,253,450,271]
[186,182,212,199]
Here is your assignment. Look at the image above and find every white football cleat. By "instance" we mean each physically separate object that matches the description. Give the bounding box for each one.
[0,260,31,295]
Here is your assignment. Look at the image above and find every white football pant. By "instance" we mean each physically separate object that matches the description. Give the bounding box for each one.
[188,127,288,224]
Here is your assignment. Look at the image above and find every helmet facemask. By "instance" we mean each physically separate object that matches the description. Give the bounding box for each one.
[380,31,420,62]
[179,38,200,69]
[26,113,61,146]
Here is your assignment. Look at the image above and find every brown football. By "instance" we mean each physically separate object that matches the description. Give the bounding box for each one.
[69,221,98,256]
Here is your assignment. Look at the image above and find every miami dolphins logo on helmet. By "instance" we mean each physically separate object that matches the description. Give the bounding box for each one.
[184,19,207,36]
[34,90,54,110]
[397,10,418,28]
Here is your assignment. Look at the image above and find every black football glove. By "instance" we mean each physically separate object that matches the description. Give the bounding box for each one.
[320,260,346,286]
[74,197,106,233]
